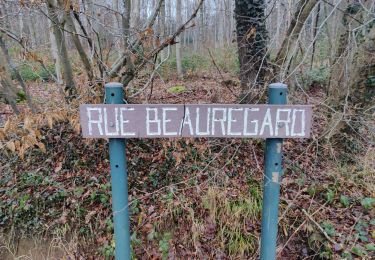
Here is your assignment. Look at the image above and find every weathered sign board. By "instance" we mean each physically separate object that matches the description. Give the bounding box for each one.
[79,82,313,260]
[79,104,312,139]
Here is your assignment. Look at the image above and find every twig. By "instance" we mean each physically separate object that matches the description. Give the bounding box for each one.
[206,48,224,81]
[108,0,165,78]
[302,209,337,245]
[133,0,204,75]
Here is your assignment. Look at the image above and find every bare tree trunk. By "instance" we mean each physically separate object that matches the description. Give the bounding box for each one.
[199,3,204,50]
[123,0,131,49]
[176,0,182,78]
[18,8,24,38]
[329,2,362,97]
[0,36,35,112]
[310,2,320,69]
[274,0,319,77]
[159,0,166,60]
[46,0,77,100]
[131,0,140,30]
[62,5,94,81]
[48,18,63,85]
[0,50,20,114]
[28,9,37,48]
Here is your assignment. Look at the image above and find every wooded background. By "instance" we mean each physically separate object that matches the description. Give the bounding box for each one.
[0,0,374,259]
[0,0,373,107]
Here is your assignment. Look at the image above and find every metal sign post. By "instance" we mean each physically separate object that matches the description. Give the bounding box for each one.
[260,83,287,260]
[80,82,312,260]
[105,83,131,260]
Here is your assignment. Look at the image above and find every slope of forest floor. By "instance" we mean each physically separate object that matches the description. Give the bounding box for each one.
[0,73,374,259]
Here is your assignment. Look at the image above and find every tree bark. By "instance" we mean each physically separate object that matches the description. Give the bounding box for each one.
[46,0,77,100]
[62,5,94,81]
[274,0,319,76]
[131,0,140,29]
[159,0,166,60]
[0,50,20,114]
[48,18,63,85]
[0,35,35,112]
[235,0,268,103]
[310,2,320,69]
[175,0,183,78]
[123,0,131,49]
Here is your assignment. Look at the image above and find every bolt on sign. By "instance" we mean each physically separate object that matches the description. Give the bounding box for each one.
[79,104,312,139]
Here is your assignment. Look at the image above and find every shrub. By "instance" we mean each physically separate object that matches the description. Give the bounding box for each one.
[302,67,330,87]
[11,64,56,82]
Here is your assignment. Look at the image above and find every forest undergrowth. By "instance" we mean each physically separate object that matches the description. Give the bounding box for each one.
[0,72,374,259]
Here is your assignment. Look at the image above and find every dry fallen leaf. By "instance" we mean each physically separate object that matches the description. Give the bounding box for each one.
[6,141,16,152]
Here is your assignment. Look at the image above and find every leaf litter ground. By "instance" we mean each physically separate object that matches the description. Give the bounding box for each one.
[0,74,374,259]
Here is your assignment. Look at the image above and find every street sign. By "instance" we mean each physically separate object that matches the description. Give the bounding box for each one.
[79,104,312,139]
[79,82,313,260]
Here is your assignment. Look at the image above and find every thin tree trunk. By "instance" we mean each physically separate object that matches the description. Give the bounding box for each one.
[28,9,37,48]
[131,0,140,29]
[62,6,94,81]
[310,2,320,69]
[123,0,131,49]
[274,0,319,75]
[0,36,35,112]
[176,0,182,78]
[159,0,166,60]
[0,51,20,114]
[48,18,63,85]
[329,2,362,96]
[46,0,77,100]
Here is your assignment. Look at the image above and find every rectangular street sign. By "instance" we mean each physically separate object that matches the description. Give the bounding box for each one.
[79,104,312,139]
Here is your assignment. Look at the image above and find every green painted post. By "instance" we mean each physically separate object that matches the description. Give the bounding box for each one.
[105,82,131,260]
[260,83,287,260]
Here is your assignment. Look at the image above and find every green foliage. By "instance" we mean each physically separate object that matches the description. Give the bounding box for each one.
[351,246,366,257]
[341,251,353,259]
[168,85,186,94]
[361,197,375,209]
[16,90,27,103]
[303,67,330,87]
[181,53,208,72]
[321,221,336,237]
[355,220,369,242]
[11,64,56,82]
[130,198,140,215]
[365,76,375,88]
[100,241,115,258]
[365,243,375,251]
[325,188,335,204]
[340,195,350,207]
[158,232,171,260]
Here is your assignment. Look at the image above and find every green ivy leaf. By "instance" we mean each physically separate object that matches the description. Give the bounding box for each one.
[340,195,350,207]
[361,198,375,209]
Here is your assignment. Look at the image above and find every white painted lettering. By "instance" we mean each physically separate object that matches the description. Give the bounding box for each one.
[227,108,243,136]
[104,108,120,136]
[196,108,211,136]
[146,108,161,136]
[162,107,178,136]
[275,109,291,136]
[244,108,259,136]
[212,108,227,135]
[120,107,135,136]
[291,109,306,136]
[87,107,103,136]
[260,108,273,136]
[179,107,194,135]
